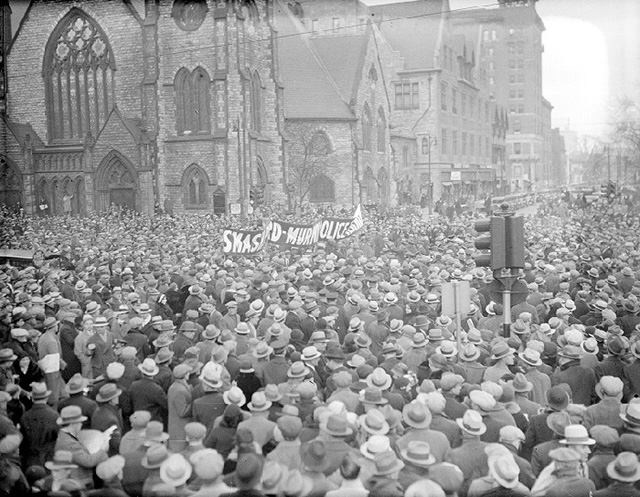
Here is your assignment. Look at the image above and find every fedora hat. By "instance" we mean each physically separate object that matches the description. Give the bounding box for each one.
[546,386,570,411]
[202,325,221,340]
[322,414,353,437]
[141,444,169,469]
[557,345,582,360]
[427,329,444,342]
[359,388,389,406]
[287,361,310,379]
[31,382,52,401]
[607,452,640,483]
[491,342,514,361]
[253,342,274,359]
[223,386,247,406]
[511,373,533,393]
[360,435,392,460]
[518,348,542,367]
[367,368,392,390]
[621,402,640,427]
[153,334,174,349]
[510,319,529,335]
[402,401,432,429]
[0,349,17,363]
[560,424,596,445]
[301,440,331,472]
[456,409,486,436]
[400,441,436,467]
[436,340,456,358]
[199,362,223,390]
[301,346,321,362]
[372,451,404,476]
[57,405,88,426]
[160,454,192,487]
[358,409,390,436]
[248,391,272,412]
[96,383,122,403]
[488,454,520,489]
[459,343,480,362]
[138,358,159,377]
[144,421,170,445]
[412,333,427,348]
[66,373,88,395]
[155,347,174,365]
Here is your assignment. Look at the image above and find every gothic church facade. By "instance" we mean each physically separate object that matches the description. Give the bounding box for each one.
[0,0,285,216]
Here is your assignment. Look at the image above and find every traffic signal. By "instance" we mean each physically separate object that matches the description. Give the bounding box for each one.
[608,182,616,197]
[474,216,506,270]
[505,216,525,268]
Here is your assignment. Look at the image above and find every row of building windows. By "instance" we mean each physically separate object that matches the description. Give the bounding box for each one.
[440,129,491,158]
[440,83,492,123]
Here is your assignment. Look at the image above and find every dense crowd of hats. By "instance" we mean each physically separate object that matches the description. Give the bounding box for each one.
[1,197,640,496]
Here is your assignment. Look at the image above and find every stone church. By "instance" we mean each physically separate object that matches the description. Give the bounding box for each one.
[0,0,286,216]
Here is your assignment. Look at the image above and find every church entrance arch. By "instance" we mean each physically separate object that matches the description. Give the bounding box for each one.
[95,151,138,212]
[0,157,23,210]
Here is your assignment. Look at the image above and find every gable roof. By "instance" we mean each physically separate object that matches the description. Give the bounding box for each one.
[95,106,145,144]
[377,15,443,70]
[310,32,368,105]
[274,1,355,120]
[1,116,45,149]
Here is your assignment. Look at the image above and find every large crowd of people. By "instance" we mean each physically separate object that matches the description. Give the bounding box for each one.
[0,191,640,497]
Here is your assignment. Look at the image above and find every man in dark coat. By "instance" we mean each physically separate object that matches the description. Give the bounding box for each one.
[20,382,59,468]
[130,358,168,427]
[551,345,596,406]
[91,383,124,456]
[522,386,570,461]
[259,340,289,387]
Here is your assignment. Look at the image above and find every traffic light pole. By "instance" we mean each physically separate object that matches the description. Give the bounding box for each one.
[494,267,519,338]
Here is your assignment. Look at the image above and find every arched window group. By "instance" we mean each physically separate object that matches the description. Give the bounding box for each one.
[44,9,116,142]
[182,164,209,209]
[362,103,387,153]
[175,67,211,135]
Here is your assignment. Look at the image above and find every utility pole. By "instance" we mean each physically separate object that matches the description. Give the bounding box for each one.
[427,134,437,216]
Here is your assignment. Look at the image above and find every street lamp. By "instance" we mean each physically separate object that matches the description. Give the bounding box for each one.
[425,134,437,216]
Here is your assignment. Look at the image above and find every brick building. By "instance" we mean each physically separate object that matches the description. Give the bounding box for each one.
[275,0,394,208]
[0,0,286,216]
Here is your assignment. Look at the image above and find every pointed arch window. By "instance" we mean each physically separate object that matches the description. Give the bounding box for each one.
[250,71,262,132]
[44,9,116,142]
[182,164,210,209]
[362,104,372,151]
[174,67,211,135]
[377,107,386,153]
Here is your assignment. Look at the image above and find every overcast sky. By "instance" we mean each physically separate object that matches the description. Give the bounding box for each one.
[9,0,640,138]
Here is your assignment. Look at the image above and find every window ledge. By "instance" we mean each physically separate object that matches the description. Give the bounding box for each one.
[184,205,210,210]
[166,132,227,142]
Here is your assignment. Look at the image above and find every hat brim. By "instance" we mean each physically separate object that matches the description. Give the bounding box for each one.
[518,352,542,366]
[459,351,481,362]
[456,418,486,436]
[57,414,88,426]
[248,401,272,412]
[560,437,596,446]
[607,460,640,482]
[45,461,78,470]
[400,450,436,467]
[373,459,405,476]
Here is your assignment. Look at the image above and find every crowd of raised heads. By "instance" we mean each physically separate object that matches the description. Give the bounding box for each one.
[1,192,640,497]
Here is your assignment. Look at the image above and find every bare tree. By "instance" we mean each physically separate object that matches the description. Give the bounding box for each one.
[611,98,640,174]
[287,125,337,208]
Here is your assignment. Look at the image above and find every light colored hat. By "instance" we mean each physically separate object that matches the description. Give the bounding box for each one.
[597,376,624,398]
[248,391,272,412]
[607,452,640,483]
[456,409,486,435]
[160,453,192,487]
[560,424,596,445]
[138,358,159,377]
[360,435,391,460]
[488,454,520,489]
[96,455,125,481]
[194,449,225,481]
